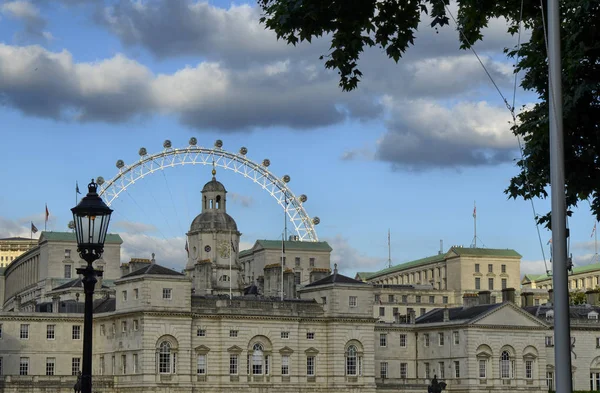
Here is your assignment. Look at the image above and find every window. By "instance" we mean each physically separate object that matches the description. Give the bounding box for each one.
[597,337,600,348]
[321,297,327,305]
[438,332,444,346]
[416,295,421,303]
[545,336,554,347]
[309,258,315,267]
[349,296,357,307]
[64,264,72,278]
[400,362,408,379]
[443,296,448,304]
[535,298,540,306]
[72,357,81,375]
[488,278,494,290]
[379,333,387,347]
[133,354,138,373]
[502,278,507,289]
[252,343,264,374]
[197,354,207,375]
[393,307,398,316]
[501,264,506,273]
[46,357,55,376]
[134,288,139,299]
[546,371,554,390]
[281,331,289,339]
[162,288,172,299]
[99,356,104,375]
[229,330,238,337]
[500,351,511,379]
[282,355,290,375]
[424,333,430,347]
[197,328,206,337]
[121,354,127,374]
[73,325,81,340]
[454,361,460,378]
[0,357,2,376]
[159,341,172,374]
[230,354,238,375]
[438,362,445,379]
[307,356,316,376]
[488,264,493,273]
[100,324,105,336]
[388,295,394,303]
[346,345,358,376]
[400,334,407,347]
[133,320,139,331]
[121,321,127,333]
[525,360,533,379]
[307,332,315,340]
[20,324,29,339]
[402,295,407,303]
[475,263,480,273]
[420,308,426,316]
[429,296,435,304]
[479,359,487,378]
[380,362,388,379]
[379,307,385,317]
[122,290,127,301]
[294,272,301,285]
[425,362,430,379]
[0,323,2,338]
[475,277,481,290]
[375,294,380,303]
[111,323,116,335]
[65,249,71,258]
[47,324,55,340]
[295,257,301,266]
[20,357,29,375]
[112,356,115,375]
[453,331,459,345]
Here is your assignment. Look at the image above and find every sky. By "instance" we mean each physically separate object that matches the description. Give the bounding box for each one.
[0,0,598,278]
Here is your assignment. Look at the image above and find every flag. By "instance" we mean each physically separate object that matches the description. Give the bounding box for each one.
[31,222,38,234]
[76,181,81,195]
[547,238,552,245]
[45,204,49,222]
[592,223,597,238]
[473,204,476,218]
[231,240,237,253]
[185,240,189,257]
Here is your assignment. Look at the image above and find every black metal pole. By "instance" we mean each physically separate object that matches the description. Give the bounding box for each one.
[78,263,99,393]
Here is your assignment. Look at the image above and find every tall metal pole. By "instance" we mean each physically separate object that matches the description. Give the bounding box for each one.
[387,229,392,268]
[548,0,572,390]
[229,231,232,300]
[473,201,477,248]
[77,262,100,393]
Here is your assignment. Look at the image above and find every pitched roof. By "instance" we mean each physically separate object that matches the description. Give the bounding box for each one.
[367,254,446,280]
[355,272,374,281]
[304,270,368,288]
[93,297,116,313]
[40,231,122,244]
[243,240,332,255]
[449,247,521,258]
[416,303,503,324]
[53,278,110,291]
[528,262,600,283]
[121,263,185,279]
[0,237,36,241]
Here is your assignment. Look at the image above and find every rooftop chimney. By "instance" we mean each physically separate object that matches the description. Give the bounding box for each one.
[462,293,478,308]
[586,290,600,306]
[548,289,554,305]
[478,291,491,305]
[502,288,516,303]
[409,309,416,325]
[521,292,534,307]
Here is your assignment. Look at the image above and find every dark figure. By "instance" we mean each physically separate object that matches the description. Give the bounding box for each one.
[73,371,82,393]
[428,375,447,393]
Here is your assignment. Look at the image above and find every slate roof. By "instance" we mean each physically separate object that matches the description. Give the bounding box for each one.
[53,278,110,291]
[0,237,35,241]
[93,297,116,313]
[416,303,503,324]
[121,263,185,279]
[523,304,600,320]
[40,231,122,244]
[240,240,332,257]
[304,270,368,288]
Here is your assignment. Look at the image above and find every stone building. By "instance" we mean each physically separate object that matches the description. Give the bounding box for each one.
[0,237,37,267]
[522,262,600,292]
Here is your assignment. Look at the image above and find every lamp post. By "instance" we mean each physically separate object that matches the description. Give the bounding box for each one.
[71,180,113,393]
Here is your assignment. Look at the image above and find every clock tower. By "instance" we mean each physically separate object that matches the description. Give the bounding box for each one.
[186,167,242,295]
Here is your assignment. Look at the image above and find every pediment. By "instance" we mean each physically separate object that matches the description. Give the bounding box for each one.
[470,303,547,328]
[195,345,211,354]
[305,347,319,355]
[228,345,243,354]
[279,346,294,355]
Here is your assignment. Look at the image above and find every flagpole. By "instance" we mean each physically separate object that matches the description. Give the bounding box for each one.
[595,223,598,262]
[30,222,32,240]
[473,201,477,248]
[281,232,285,301]
[229,231,232,300]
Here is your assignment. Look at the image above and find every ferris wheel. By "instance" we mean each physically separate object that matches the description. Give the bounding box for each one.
[96,138,320,242]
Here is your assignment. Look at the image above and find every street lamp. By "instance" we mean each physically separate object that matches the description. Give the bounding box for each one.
[71,179,113,393]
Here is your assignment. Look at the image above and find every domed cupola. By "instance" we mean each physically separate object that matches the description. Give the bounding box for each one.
[189,166,238,233]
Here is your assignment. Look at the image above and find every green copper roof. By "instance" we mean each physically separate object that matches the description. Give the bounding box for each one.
[355,272,374,280]
[40,231,123,244]
[529,262,600,283]
[242,240,332,254]
[450,247,521,258]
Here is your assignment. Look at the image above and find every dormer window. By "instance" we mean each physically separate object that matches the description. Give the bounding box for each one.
[546,310,554,320]
[588,311,599,320]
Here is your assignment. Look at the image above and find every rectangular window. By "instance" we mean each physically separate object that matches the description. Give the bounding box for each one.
[479,359,487,378]
[525,360,533,379]
[197,328,206,337]
[425,362,430,379]
[122,291,127,301]
[488,278,494,290]
[475,277,481,290]
[488,264,493,273]
[0,323,2,339]
[475,263,480,273]
[72,325,81,340]
[20,357,29,375]
[307,332,315,340]
[379,307,385,317]
[134,288,139,299]
[162,288,172,299]
[420,308,426,316]
[388,295,394,303]
[294,272,301,285]
[375,294,380,303]
[400,363,408,379]
[416,295,421,303]
[443,296,448,304]
[438,332,444,346]
[424,333,430,347]
[349,296,357,307]
[380,362,388,379]
[321,297,327,305]
[546,371,554,390]
[309,258,315,267]
[400,334,407,347]
[307,356,315,376]
[20,324,29,339]
[502,278,507,289]
[46,357,55,376]
[281,256,286,265]
[429,296,435,304]
[197,355,207,375]
[121,354,127,374]
[121,321,126,333]
[112,356,115,375]
[64,264,72,278]
[99,356,104,375]
[281,355,289,375]
[230,354,238,375]
[133,354,138,374]
[230,330,238,337]
[100,324,105,336]
[380,333,387,347]
[597,337,600,348]
[281,331,289,339]
[72,357,81,375]
[111,323,116,335]
[501,264,506,273]
[439,362,445,379]
[0,357,3,375]
[393,307,398,316]
[454,361,460,378]
[295,257,301,266]
[545,336,554,347]
[133,320,139,331]
[47,324,55,340]
[402,295,407,303]
[453,331,459,345]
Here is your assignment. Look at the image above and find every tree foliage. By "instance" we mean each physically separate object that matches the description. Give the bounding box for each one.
[258,0,600,226]
[569,289,586,305]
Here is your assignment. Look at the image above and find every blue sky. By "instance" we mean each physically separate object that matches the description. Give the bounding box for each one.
[0,0,598,277]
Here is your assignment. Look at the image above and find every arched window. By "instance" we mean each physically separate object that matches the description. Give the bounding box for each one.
[252,343,264,375]
[219,275,230,282]
[346,345,358,375]
[159,341,172,374]
[500,351,511,379]
[210,199,214,209]
[216,195,221,209]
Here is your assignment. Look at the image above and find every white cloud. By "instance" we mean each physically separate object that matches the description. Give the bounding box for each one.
[520,259,551,277]
[1,1,51,41]
[228,192,254,208]
[112,220,157,233]
[119,233,187,272]
[326,235,385,277]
